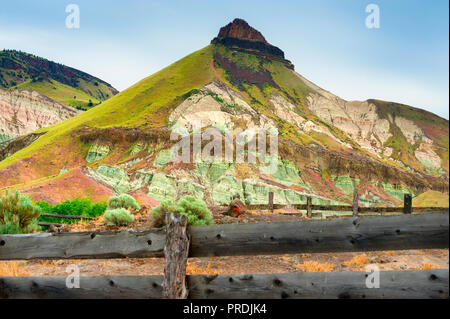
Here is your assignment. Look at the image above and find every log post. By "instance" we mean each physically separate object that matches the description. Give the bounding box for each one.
[404,194,412,214]
[268,192,274,213]
[306,197,312,218]
[352,187,359,217]
[162,213,190,299]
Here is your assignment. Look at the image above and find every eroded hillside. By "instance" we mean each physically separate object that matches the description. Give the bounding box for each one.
[0,88,80,142]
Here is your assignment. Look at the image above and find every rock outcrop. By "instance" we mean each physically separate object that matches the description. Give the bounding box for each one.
[211,18,294,69]
[217,18,267,43]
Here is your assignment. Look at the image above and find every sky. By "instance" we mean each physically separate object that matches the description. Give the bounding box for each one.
[0,0,448,119]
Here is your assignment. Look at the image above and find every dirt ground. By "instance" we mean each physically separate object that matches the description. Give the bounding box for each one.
[18,249,449,277]
[2,208,449,277]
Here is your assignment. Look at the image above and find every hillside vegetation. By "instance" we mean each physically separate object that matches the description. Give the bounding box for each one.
[0,50,118,109]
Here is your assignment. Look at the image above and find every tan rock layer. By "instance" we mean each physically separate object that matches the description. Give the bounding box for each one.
[0,88,80,140]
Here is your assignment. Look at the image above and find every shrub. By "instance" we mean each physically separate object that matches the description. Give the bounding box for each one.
[107,194,140,211]
[150,196,213,227]
[37,198,107,224]
[150,199,177,228]
[104,208,134,226]
[176,196,214,226]
[0,190,40,234]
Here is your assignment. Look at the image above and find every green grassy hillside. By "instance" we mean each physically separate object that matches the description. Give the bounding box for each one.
[0,45,215,170]
[13,78,100,109]
[0,49,118,109]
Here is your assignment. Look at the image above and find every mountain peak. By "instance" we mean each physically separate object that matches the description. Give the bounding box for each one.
[217,18,267,43]
[211,18,294,70]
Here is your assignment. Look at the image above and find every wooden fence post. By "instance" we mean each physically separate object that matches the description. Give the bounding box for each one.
[306,197,312,218]
[268,192,274,213]
[162,213,190,299]
[352,187,359,217]
[404,194,412,214]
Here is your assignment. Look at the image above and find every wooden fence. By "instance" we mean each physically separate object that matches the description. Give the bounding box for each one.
[0,211,448,299]
[247,192,448,218]
[38,213,96,227]
[37,192,449,229]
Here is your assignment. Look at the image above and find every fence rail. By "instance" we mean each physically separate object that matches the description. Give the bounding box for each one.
[1,212,447,260]
[39,213,96,220]
[246,192,448,217]
[0,269,447,299]
[0,211,448,299]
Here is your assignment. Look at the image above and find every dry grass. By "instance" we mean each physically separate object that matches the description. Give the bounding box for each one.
[186,261,219,275]
[419,263,436,270]
[235,163,259,180]
[280,256,292,263]
[293,261,334,272]
[384,251,395,257]
[343,255,370,268]
[0,261,29,276]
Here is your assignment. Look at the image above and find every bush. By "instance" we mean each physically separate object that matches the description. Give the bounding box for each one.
[104,208,134,226]
[150,199,177,228]
[0,190,40,234]
[37,198,107,224]
[102,194,139,227]
[176,196,214,226]
[150,196,213,227]
[107,194,140,211]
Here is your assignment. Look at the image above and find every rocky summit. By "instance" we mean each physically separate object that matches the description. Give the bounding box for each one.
[0,19,448,209]
[217,18,268,42]
[211,18,293,69]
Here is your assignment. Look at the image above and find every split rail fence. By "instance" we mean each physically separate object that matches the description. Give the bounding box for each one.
[0,211,448,299]
[37,192,448,228]
[248,192,448,218]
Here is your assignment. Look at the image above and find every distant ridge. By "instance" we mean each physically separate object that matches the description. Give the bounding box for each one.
[0,49,118,109]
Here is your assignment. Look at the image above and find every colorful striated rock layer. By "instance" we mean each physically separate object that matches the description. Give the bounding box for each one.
[0,88,80,141]
[0,19,448,209]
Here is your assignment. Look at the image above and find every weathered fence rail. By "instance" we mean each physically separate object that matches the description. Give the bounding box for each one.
[0,270,447,299]
[1,212,448,260]
[40,213,96,220]
[246,192,448,216]
[246,204,448,213]
[37,213,96,228]
[0,212,448,299]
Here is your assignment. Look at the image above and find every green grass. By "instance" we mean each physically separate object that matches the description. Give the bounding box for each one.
[370,99,449,149]
[412,190,449,207]
[1,49,117,103]
[265,60,313,113]
[214,45,263,72]
[37,197,107,224]
[13,78,100,109]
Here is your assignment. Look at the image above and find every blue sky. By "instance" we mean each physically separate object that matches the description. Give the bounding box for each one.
[1,0,448,119]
